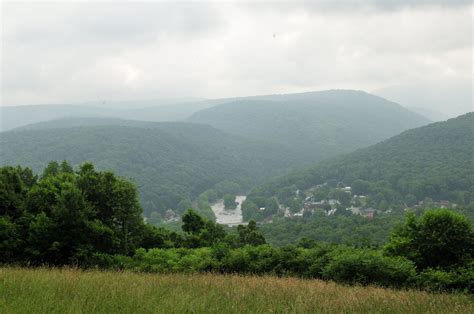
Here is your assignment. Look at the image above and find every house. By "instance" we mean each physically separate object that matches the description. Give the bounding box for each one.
[433,200,454,208]
[363,208,375,219]
[348,207,361,215]
[328,199,339,206]
[303,201,325,210]
[164,209,180,222]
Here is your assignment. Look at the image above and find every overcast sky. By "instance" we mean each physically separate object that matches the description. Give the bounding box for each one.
[1,1,472,115]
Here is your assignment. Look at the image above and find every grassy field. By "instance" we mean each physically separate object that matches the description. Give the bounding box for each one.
[0,268,472,313]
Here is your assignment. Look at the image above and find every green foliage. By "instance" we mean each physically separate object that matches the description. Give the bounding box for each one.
[223,194,236,209]
[189,90,428,163]
[259,213,405,247]
[416,263,474,293]
[176,199,192,215]
[351,179,370,195]
[0,162,173,265]
[385,209,474,270]
[182,210,206,234]
[241,199,260,222]
[248,113,474,217]
[2,162,473,292]
[322,249,416,287]
[181,210,226,248]
[0,119,297,218]
[237,220,266,246]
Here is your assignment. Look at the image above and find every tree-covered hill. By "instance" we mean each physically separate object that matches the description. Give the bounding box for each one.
[0,118,300,217]
[246,113,474,220]
[189,90,430,161]
[0,99,215,132]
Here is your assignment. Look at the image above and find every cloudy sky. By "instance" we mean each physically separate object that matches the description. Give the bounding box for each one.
[1,1,472,116]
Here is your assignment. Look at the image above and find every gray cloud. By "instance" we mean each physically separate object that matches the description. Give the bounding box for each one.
[1,1,472,117]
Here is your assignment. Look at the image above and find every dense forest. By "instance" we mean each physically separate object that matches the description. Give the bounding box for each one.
[0,90,431,220]
[0,118,301,217]
[243,113,474,222]
[189,90,429,161]
[1,162,472,292]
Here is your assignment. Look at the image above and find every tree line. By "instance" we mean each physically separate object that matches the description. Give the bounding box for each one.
[1,162,472,292]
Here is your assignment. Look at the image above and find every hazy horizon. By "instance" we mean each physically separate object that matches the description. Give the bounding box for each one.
[1,1,472,118]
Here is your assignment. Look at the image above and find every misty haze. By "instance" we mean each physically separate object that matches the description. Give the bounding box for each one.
[1,1,473,312]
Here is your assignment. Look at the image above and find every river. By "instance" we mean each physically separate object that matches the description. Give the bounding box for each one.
[210,195,246,226]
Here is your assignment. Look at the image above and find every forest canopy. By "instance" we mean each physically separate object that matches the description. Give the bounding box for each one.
[1,162,472,292]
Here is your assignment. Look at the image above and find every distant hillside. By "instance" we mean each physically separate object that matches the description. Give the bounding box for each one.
[0,105,110,131]
[405,106,450,122]
[247,113,474,218]
[0,100,215,132]
[0,118,299,217]
[189,90,430,161]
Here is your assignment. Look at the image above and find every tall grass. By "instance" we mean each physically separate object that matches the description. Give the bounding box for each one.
[0,267,472,313]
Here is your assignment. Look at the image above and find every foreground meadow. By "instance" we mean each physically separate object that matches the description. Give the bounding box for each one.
[0,268,472,313]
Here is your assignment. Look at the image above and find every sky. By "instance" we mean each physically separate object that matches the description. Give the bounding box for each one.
[1,1,472,116]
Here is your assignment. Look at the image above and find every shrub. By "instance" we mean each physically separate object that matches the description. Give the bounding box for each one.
[385,209,474,270]
[322,248,416,287]
[88,253,134,270]
[416,263,474,293]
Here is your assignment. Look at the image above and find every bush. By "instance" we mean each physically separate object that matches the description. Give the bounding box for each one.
[385,209,474,270]
[416,263,474,293]
[131,247,216,273]
[87,253,134,270]
[300,244,336,278]
[322,248,416,288]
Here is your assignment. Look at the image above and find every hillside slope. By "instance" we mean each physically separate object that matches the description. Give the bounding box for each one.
[247,113,474,218]
[0,100,214,132]
[0,118,299,217]
[189,90,430,161]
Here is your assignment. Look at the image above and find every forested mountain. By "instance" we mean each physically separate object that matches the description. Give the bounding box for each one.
[245,113,474,222]
[0,118,300,217]
[0,90,432,220]
[189,90,430,161]
[0,105,110,132]
[0,100,215,132]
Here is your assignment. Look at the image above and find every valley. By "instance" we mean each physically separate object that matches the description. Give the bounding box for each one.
[2,2,472,312]
[0,90,432,221]
[210,195,247,226]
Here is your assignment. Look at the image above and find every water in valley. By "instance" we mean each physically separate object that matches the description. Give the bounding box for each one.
[211,195,246,226]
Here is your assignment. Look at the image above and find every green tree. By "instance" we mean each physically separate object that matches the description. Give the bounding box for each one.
[0,166,29,218]
[223,194,237,209]
[182,209,206,234]
[351,179,370,195]
[0,162,150,264]
[42,161,60,178]
[177,198,193,214]
[265,198,279,216]
[110,179,144,254]
[242,200,259,222]
[148,211,162,225]
[385,209,474,270]
[60,160,74,174]
[237,220,266,246]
